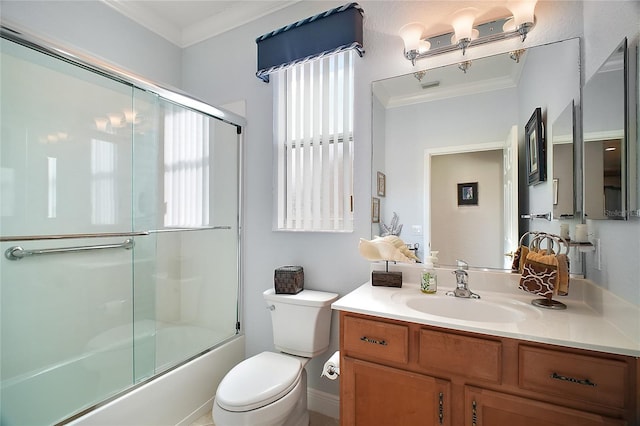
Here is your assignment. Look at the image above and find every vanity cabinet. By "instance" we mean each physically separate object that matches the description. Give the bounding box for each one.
[342,357,450,425]
[339,312,639,425]
[465,387,625,426]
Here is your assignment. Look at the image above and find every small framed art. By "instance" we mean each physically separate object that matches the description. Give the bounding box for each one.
[526,107,546,185]
[457,182,478,206]
[377,171,386,197]
[371,197,380,223]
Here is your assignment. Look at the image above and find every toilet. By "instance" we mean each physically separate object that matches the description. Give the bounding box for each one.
[212,288,339,426]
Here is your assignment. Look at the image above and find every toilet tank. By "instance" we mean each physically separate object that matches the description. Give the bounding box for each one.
[263,288,339,357]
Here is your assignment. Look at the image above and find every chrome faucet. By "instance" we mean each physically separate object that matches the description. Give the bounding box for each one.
[446,260,480,299]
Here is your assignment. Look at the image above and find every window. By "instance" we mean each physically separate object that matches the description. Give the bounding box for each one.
[274,50,354,231]
[163,104,211,228]
[91,139,116,225]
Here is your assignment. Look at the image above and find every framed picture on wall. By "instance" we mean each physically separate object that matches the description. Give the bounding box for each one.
[377,171,386,197]
[526,107,546,185]
[457,182,478,206]
[371,197,380,223]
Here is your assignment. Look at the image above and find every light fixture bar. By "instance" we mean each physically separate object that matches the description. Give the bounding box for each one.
[405,17,534,64]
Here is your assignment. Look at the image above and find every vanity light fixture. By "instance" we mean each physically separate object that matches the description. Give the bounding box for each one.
[399,0,537,65]
[509,49,526,63]
[413,70,427,81]
[458,61,472,74]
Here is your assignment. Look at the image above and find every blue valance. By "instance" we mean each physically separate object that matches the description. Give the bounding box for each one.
[255,2,364,82]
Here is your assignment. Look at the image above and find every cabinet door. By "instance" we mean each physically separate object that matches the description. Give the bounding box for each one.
[341,357,450,426]
[465,386,625,426]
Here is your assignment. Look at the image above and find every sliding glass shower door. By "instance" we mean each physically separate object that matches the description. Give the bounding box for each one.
[1,31,241,426]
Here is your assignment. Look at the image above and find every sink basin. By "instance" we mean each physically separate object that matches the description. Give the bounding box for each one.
[400,294,540,323]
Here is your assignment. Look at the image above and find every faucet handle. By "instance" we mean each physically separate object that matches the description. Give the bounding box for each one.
[456,259,469,270]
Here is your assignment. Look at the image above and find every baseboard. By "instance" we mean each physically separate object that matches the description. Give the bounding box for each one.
[307,388,340,419]
[177,396,214,426]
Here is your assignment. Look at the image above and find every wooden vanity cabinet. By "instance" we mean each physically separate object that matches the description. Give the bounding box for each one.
[339,311,639,426]
[341,357,450,425]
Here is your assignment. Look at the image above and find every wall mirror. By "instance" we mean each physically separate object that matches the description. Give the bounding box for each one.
[551,101,575,219]
[583,38,628,220]
[371,38,580,269]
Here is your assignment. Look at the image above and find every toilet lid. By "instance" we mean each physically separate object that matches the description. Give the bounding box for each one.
[216,352,303,412]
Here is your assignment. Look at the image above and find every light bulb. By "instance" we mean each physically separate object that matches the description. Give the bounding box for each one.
[95,117,109,132]
[399,22,425,53]
[418,40,431,54]
[108,113,124,128]
[451,8,477,44]
[507,0,537,27]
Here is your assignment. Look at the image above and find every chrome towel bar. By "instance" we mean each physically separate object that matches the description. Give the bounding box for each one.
[0,226,232,242]
[520,212,551,221]
[5,238,135,261]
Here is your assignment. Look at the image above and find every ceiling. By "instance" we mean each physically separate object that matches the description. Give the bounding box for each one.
[101,0,301,48]
[102,0,516,49]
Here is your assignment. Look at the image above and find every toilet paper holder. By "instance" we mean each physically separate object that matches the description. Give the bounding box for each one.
[321,351,340,380]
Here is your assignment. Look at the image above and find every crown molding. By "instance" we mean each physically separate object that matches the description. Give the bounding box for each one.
[102,0,301,48]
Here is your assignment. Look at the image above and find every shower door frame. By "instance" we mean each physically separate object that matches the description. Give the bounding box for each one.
[1,24,246,424]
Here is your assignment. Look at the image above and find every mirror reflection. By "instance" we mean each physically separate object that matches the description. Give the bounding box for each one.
[551,101,575,219]
[372,38,580,269]
[583,38,627,220]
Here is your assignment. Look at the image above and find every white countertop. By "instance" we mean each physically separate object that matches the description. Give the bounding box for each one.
[332,265,640,357]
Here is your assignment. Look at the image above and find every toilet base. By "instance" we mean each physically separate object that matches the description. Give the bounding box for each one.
[213,370,308,426]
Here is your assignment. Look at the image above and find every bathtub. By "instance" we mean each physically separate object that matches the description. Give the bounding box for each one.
[69,335,244,426]
[0,323,244,426]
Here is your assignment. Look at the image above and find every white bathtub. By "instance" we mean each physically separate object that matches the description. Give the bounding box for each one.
[69,335,244,426]
[0,324,244,426]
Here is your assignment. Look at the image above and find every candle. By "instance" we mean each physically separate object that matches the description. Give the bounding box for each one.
[560,224,570,240]
[575,224,588,242]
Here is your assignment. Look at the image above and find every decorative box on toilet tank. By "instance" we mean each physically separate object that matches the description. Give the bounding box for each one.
[274,266,304,294]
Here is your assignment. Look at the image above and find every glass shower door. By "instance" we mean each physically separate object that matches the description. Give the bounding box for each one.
[0,37,139,425]
[1,31,242,426]
[131,97,241,379]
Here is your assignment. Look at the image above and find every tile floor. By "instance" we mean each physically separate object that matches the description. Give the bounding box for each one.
[190,410,339,426]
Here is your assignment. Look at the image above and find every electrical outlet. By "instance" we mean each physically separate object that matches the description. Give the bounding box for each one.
[594,238,601,270]
[411,225,423,235]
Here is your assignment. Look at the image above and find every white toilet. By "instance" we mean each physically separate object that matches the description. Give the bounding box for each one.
[212,288,339,426]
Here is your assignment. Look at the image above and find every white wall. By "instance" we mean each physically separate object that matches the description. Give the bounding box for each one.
[182,0,639,396]
[0,1,183,88]
[3,0,639,406]
[181,1,370,398]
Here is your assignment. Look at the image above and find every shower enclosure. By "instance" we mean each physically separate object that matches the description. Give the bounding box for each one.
[0,28,243,425]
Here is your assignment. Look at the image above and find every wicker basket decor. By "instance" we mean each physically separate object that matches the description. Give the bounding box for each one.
[274,266,304,294]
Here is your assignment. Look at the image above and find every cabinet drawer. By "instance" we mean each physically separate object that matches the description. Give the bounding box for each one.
[519,345,628,409]
[342,315,409,364]
[418,328,502,383]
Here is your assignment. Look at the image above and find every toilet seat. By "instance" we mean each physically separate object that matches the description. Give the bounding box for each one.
[215,352,303,412]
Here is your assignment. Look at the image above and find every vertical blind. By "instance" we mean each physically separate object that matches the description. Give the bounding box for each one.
[163,105,210,228]
[276,50,354,231]
[91,139,117,225]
